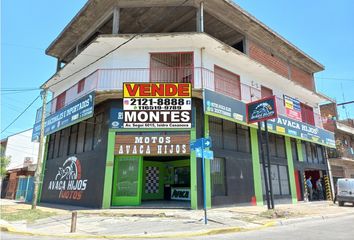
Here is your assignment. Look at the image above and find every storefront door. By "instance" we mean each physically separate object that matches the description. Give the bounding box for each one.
[111,156,143,206]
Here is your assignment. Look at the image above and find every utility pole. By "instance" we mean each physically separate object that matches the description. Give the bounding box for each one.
[32,88,47,209]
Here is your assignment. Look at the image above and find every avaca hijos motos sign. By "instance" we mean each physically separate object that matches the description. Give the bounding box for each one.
[47,156,88,200]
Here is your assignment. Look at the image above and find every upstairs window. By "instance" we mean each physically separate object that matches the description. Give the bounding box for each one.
[77,79,85,93]
[261,86,273,98]
[301,103,315,126]
[55,92,66,111]
[214,65,241,100]
[150,52,194,83]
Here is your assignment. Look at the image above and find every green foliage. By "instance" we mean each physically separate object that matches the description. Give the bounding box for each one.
[0,146,10,178]
[0,208,57,223]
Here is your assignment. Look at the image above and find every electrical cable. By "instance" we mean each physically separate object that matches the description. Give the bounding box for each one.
[1,95,41,134]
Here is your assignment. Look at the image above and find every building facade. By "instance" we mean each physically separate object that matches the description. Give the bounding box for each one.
[321,103,354,182]
[1,129,39,201]
[33,0,335,209]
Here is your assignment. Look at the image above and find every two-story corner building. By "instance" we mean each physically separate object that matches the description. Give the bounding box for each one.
[320,103,354,182]
[32,0,336,209]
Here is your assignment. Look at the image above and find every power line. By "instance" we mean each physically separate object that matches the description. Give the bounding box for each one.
[44,35,138,89]
[316,77,354,82]
[1,88,39,92]
[1,95,41,134]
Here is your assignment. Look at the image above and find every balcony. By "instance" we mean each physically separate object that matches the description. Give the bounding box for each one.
[35,67,323,128]
[328,146,354,160]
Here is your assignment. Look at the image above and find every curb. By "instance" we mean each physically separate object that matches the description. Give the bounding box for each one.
[276,212,353,226]
[0,222,276,239]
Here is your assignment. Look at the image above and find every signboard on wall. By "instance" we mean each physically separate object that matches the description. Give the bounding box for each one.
[123,83,192,128]
[246,96,278,124]
[40,153,106,208]
[266,115,336,147]
[45,156,88,201]
[284,95,302,121]
[114,134,190,156]
[203,89,335,147]
[32,92,95,141]
[203,89,245,122]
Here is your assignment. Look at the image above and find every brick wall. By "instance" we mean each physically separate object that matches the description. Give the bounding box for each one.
[290,64,314,91]
[320,103,337,132]
[248,40,289,79]
[248,40,315,91]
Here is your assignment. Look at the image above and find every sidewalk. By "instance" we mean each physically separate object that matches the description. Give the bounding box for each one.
[1,199,354,238]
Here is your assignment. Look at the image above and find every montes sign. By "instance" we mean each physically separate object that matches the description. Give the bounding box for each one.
[123,83,192,128]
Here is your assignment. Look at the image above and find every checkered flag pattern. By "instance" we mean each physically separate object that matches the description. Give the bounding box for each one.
[145,166,159,194]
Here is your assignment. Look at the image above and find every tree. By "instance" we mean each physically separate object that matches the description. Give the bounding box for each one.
[0,146,10,179]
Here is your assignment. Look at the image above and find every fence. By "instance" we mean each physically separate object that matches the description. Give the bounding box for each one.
[35,67,323,128]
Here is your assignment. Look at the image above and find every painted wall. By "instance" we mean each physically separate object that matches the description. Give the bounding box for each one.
[4,129,39,170]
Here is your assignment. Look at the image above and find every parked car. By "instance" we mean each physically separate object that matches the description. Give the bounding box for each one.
[336,178,354,206]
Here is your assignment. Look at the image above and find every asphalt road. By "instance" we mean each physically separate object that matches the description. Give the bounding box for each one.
[2,214,354,240]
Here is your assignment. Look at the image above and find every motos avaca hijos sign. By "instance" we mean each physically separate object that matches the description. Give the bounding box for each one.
[114,135,190,156]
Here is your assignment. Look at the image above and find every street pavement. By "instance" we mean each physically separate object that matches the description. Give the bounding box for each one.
[2,214,354,240]
[1,199,354,239]
[187,214,354,240]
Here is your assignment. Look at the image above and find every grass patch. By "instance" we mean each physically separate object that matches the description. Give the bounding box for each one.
[258,209,295,219]
[0,209,57,223]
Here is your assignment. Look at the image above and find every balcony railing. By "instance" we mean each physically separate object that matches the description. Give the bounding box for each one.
[328,147,354,160]
[35,67,323,128]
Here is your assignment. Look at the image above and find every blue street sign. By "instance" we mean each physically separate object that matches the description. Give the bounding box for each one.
[195,148,214,160]
[190,137,212,150]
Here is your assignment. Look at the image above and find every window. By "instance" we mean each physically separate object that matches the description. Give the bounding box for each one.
[76,122,86,153]
[47,134,55,160]
[77,79,85,93]
[84,118,94,152]
[264,133,286,159]
[261,86,273,98]
[209,117,251,153]
[211,158,227,196]
[55,92,66,111]
[261,164,290,197]
[58,129,67,157]
[68,124,78,155]
[150,52,193,83]
[237,124,250,153]
[174,167,190,185]
[223,120,237,151]
[291,139,299,161]
[93,113,103,149]
[209,117,223,149]
[276,135,286,158]
[317,145,324,163]
[214,65,241,100]
[279,165,290,195]
[301,103,315,126]
[53,132,61,158]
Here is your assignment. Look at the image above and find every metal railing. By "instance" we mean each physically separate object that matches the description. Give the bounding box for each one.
[35,67,323,128]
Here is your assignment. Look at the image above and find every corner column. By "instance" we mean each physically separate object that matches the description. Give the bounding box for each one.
[250,128,264,205]
[204,115,211,208]
[102,130,116,208]
[285,136,298,203]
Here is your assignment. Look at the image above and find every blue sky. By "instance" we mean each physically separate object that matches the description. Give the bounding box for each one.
[1,0,354,138]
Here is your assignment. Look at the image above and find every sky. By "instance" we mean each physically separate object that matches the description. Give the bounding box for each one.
[1,0,354,139]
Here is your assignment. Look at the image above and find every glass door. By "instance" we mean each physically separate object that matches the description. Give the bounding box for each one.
[111,156,143,206]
